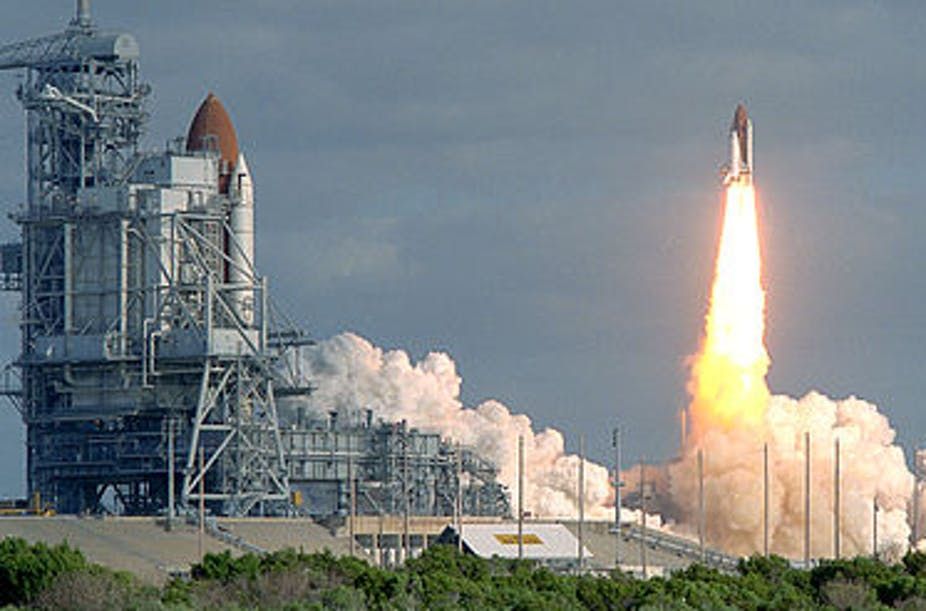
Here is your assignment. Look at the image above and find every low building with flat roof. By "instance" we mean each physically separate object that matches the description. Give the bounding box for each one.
[437,523,591,569]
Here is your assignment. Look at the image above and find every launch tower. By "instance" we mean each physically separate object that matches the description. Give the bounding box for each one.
[0,1,511,522]
[0,0,298,515]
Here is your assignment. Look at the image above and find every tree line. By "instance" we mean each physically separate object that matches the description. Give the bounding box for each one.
[3,535,926,609]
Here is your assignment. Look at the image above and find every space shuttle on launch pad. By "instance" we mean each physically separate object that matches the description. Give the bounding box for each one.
[722,103,753,186]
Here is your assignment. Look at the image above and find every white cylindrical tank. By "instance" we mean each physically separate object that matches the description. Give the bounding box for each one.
[229,152,254,326]
[729,132,741,180]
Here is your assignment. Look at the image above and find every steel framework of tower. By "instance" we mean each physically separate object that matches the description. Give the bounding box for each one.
[0,1,298,516]
[0,2,513,522]
[283,412,510,519]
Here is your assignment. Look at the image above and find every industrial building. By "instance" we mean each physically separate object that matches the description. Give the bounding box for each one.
[0,0,510,521]
[285,412,508,519]
[437,523,593,570]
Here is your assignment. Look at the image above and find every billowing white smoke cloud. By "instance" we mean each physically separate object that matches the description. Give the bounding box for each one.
[668,392,915,559]
[296,332,615,519]
[296,332,918,560]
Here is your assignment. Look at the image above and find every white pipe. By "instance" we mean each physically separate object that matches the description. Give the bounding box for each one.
[119,218,128,356]
[63,223,72,335]
[76,0,91,27]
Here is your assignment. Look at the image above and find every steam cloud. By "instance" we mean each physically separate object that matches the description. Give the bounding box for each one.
[296,332,920,559]
[671,392,915,559]
[295,332,616,519]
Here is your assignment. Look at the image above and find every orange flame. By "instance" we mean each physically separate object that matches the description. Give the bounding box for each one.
[687,183,769,439]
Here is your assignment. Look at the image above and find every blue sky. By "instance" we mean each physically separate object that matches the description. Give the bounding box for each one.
[0,1,924,494]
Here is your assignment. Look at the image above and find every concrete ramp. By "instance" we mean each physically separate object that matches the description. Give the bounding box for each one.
[0,516,233,583]
[217,518,353,557]
[559,520,701,573]
[0,516,351,584]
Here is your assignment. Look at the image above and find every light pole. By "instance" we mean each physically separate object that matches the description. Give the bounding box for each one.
[763,442,769,557]
[613,427,622,568]
[518,435,524,561]
[640,459,647,579]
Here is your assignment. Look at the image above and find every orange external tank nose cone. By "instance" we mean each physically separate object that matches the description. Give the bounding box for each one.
[186,92,239,193]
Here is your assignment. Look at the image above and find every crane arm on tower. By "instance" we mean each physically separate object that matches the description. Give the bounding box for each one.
[0,32,80,71]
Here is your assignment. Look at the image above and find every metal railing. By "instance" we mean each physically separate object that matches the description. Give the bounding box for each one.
[615,523,742,573]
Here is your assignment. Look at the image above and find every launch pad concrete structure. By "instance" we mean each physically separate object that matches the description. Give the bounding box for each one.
[0,1,510,521]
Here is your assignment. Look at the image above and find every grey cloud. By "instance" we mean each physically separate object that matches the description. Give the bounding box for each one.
[0,1,924,492]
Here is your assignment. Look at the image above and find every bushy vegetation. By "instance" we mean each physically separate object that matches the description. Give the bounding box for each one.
[0,537,159,609]
[173,547,926,610]
[9,535,926,609]
[0,537,87,605]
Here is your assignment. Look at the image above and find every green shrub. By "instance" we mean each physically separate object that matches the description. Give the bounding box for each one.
[0,537,88,605]
[32,566,155,611]
[19,533,926,609]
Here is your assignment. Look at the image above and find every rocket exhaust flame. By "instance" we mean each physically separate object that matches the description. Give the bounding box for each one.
[687,181,769,439]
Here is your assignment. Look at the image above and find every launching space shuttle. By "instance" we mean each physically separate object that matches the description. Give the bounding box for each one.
[721,103,753,186]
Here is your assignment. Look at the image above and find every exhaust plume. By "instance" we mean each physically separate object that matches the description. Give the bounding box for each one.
[289,154,919,560]
[671,392,913,557]
[687,182,768,438]
[671,178,916,559]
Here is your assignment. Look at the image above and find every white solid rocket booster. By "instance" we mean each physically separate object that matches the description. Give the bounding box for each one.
[723,103,753,185]
[230,152,255,326]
